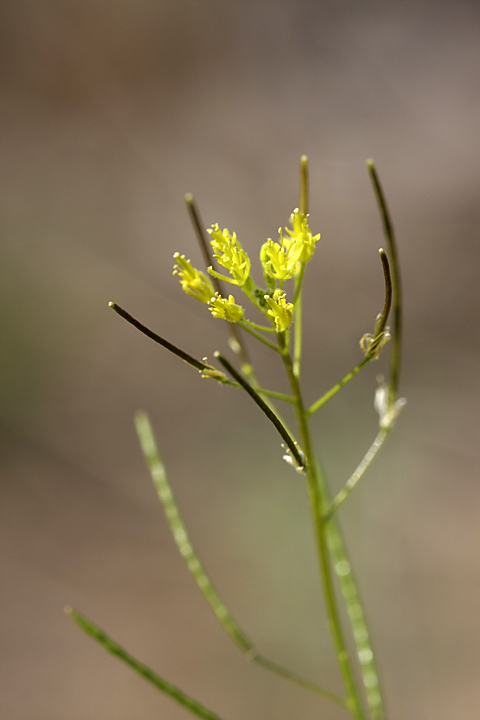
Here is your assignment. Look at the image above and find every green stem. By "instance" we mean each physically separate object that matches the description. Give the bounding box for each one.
[307,358,370,417]
[292,263,306,308]
[241,318,277,333]
[293,154,309,377]
[134,412,347,709]
[236,321,281,353]
[293,263,306,378]
[324,428,390,520]
[280,349,367,720]
[66,607,227,720]
[256,389,295,403]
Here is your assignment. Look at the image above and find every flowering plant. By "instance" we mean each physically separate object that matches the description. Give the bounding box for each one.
[67,157,405,720]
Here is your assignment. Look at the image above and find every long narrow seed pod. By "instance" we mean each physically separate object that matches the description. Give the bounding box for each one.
[65,607,227,720]
[135,411,347,708]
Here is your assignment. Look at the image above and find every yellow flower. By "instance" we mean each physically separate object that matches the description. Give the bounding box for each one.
[285,208,320,263]
[207,224,251,286]
[209,292,244,323]
[260,230,303,281]
[173,253,215,304]
[260,209,319,280]
[264,289,293,332]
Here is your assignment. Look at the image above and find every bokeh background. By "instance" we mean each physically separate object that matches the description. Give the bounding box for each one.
[1,1,479,719]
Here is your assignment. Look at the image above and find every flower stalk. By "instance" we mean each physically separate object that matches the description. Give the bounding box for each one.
[71,157,404,720]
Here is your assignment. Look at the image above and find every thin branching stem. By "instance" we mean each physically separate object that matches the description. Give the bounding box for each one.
[307,357,370,417]
[241,318,277,333]
[237,321,281,353]
[280,349,368,720]
[255,388,295,403]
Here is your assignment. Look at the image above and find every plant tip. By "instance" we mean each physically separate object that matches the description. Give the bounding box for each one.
[185,193,193,204]
[64,605,73,615]
[366,158,374,167]
[108,302,114,308]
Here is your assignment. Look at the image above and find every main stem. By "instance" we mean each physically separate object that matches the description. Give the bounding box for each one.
[279,339,366,720]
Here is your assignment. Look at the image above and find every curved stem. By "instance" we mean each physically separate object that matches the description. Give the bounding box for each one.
[367,160,402,405]
[376,249,392,336]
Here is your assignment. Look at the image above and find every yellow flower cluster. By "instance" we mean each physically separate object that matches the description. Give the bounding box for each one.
[207,224,251,286]
[285,209,319,263]
[173,208,319,331]
[261,209,320,280]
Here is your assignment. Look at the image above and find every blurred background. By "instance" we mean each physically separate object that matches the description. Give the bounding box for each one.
[1,1,479,718]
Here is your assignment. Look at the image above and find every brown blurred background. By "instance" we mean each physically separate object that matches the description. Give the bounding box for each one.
[1,1,479,719]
